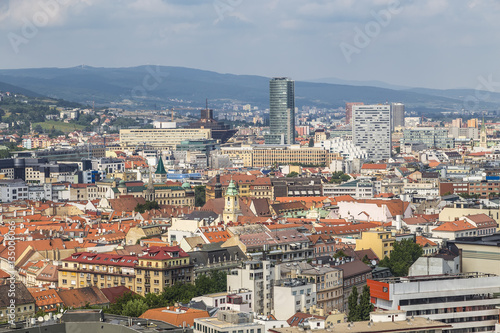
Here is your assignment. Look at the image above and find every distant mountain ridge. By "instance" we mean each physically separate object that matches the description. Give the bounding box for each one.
[0,66,499,112]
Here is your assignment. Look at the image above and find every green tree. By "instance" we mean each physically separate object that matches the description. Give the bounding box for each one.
[195,185,206,207]
[347,286,359,322]
[135,201,160,213]
[287,171,299,178]
[358,285,374,321]
[308,138,314,147]
[378,238,423,277]
[122,299,149,317]
[107,292,143,315]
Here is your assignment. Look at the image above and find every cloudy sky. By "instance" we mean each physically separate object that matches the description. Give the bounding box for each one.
[0,0,499,89]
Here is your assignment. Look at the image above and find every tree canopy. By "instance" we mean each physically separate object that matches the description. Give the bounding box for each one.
[106,270,227,317]
[378,238,423,277]
[347,285,374,322]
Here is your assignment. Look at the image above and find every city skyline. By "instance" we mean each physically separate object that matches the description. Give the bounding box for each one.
[0,1,499,90]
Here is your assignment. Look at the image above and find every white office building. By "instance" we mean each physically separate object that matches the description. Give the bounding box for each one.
[352,105,392,161]
[369,273,500,333]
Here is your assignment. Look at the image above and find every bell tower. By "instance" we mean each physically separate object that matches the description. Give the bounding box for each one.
[223,179,242,224]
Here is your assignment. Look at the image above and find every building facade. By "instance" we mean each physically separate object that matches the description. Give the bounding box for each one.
[368,273,500,333]
[265,78,295,145]
[352,105,392,161]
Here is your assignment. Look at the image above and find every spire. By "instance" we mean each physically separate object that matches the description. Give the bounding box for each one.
[225,178,239,196]
[155,157,167,175]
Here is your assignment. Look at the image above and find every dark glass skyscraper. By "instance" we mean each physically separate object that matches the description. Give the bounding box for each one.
[265,77,295,145]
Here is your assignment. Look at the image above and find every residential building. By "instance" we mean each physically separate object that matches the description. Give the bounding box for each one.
[274,278,317,320]
[0,282,36,322]
[280,263,343,313]
[355,228,395,259]
[192,290,253,312]
[337,259,372,313]
[135,246,194,296]
[368,273,500,333]
[58,252,138,291]
[0,179,29,203]
[194,311,264,333]
[352,104,391,161]
[58,246,193,297]
[323,180,375,199]
[400,128,454,149]
[227,260,280,316]
[265,77,295,145]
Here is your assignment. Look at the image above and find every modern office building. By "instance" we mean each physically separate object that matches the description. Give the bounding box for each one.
[265,78,295,145]
[400,128,454,149]
[345,102,364,125]
[352,104,392,161]
[391,102,405,130]
[368,273,500,333]
[119,128,212,150]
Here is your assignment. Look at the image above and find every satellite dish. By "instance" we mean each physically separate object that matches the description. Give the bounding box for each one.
[44,315,50,321]
[38,316,44,322]
[371,260,377,266]
[56,313,63,319]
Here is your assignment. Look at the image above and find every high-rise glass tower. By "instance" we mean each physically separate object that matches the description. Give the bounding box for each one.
[265,77,295,145]
[391,102,405,130]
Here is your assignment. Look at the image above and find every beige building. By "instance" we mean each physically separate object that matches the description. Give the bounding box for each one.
[281,263,343,313]
[120,128,212,150]
[220,145,331,168]
[58,246,194,297]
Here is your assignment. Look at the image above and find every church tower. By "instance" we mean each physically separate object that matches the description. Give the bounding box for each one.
[480,116,487,149]
[223,179,242,224]
[145,167,155,202]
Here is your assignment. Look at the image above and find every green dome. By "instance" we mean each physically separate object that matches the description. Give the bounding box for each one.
[118,180,126,188]
[182,181,191,189]
[225,179,239,196]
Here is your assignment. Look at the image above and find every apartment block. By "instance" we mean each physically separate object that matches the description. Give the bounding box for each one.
[352,104,392,161]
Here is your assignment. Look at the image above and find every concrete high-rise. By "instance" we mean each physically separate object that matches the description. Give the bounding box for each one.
[353,104,392,161]
[345,102,364,125]
[391,102,405,130]
[265,77,295,145]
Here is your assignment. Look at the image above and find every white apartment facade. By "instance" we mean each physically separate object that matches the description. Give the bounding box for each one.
[352,105,392,161]
[227,260,280,316]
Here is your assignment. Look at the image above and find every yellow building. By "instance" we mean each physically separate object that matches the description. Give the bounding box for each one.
[355,228,395,259]
[58,252,138,291]
[134,246,194,296]
[58,246,194,297]
[220,145,331,168]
